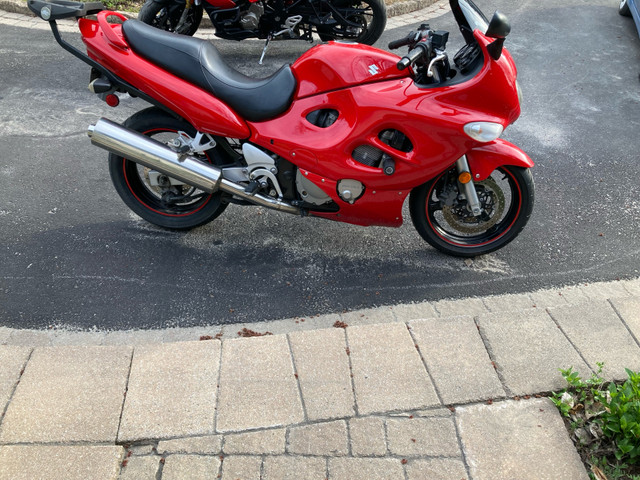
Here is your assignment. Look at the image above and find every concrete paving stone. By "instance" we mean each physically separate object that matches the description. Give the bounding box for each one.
[118,455,160,480]
[128,444,156,455]
[220,455,262,480]
[414,407,454,417]
[118,341,221,442]
[0,445,124,480]
[386,416,460,457]
[456,398,589,480]
[482,293,536,312]
[347,322,439,415]
[0,345,131,443]
[552,284,589,304]
[223,428,285,454]
[405,458,469,480]
[478,309,591,395]
[389,302,437,322]
[103,329,165,345]
[287,419,348,456]
[157,435,222,455]
[162,327,223,343]
[549,301,640,379]
[349,416,386,456]
[217,334,304,432]
[579,282,632,301]
[0,346,31,417]
[5,329,52,346]
[0,327,11,344]
[433,298,488,318]
[340,306,396,325]
[50,330,106,346]
[610,297,640,341]
[288,328,354,421]
[329,458,404,480]
[263,456,327,480]
[233,314,341,340]
[410,317,504,404]
[161,454,221,480]
[528,288,569,308]
[622,278,640,295]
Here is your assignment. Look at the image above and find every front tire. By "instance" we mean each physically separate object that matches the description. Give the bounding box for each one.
[410,166,534,257]
[108,108,229,230]
[620,0,631,16]
[138,0,203,36]
[318,0,386,45]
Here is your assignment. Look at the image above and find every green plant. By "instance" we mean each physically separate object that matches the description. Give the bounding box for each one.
[552,364,640,479]
[599,369,640,462]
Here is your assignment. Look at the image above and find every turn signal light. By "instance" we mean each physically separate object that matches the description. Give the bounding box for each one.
[463,122,504,142]
[458,171,472,184]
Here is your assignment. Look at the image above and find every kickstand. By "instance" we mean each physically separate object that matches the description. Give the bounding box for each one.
[259,35,272,65]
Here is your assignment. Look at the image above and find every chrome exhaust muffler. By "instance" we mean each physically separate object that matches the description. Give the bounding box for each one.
[87,118,300,215]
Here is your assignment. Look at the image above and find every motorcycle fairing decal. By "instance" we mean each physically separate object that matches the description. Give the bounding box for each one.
[465,139,534,181]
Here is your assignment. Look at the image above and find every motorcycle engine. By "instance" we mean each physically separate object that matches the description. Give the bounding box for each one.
[240,2,264,30]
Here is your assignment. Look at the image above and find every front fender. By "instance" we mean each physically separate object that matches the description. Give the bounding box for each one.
[466,139,534,181]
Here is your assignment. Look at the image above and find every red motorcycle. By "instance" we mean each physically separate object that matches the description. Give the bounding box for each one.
[29,0,534,257]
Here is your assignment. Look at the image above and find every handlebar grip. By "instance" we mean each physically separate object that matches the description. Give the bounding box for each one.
[388,33,413,50]
[396,43,429,70]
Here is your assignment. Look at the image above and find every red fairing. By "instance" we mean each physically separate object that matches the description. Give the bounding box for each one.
[291,42,410,98]
[78,17,250,139]
[466,139,534,181]
[248,34,526,227]
[203,0,236,7]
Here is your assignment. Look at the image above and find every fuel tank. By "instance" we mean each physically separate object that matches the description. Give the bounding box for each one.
[291,42,409,98]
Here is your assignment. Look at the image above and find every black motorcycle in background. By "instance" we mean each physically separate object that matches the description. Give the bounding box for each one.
[138,0,386,49]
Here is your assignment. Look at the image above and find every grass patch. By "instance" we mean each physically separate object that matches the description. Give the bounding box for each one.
[552,364,640,480]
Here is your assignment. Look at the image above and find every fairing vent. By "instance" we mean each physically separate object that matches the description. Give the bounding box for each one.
[379,129,413,153]
[306,109,339,128]
[352,145,384,167]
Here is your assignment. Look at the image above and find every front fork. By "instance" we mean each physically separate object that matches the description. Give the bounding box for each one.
[455,155,482,217]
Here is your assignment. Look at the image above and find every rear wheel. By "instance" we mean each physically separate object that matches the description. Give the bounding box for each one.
[318,0,386,45]
[410,166,534,257]
[138,0,203,36]
[108,108,231,230]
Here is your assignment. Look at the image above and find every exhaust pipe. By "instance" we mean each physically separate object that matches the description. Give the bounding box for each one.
[87,118,300,215]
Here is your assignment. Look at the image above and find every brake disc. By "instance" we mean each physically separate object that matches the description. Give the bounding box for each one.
[442,176,506,234]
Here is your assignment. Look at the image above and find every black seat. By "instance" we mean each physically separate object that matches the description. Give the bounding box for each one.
[122,20,297,122]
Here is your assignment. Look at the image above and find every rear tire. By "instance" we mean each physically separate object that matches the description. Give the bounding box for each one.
[138,0,203,36]
[620,0,632,16]
[410,166,534,257]
[318,0,386,45]
[108,108,229,230]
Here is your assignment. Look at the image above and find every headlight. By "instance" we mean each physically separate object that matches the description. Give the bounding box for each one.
[463,122,504,142]
[516,80,523,104]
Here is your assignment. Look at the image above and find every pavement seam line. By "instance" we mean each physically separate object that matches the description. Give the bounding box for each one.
[405,323,445,405]
[545,307,596,375]
[472,314,513,397]
[115,347,135,447]
[608,298,640,349]
[213,339,224,434]
[0,347,34,436]
[406,324,473,479]
[452,409,474,480]
[342,327,359,417]
[285,333,309,423]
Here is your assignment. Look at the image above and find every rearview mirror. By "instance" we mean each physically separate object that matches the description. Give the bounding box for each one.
[485,11,510,39]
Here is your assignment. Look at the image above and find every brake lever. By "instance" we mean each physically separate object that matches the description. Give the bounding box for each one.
[426,52,447,78]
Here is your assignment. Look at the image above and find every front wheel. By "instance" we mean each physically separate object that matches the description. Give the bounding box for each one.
[108,108,230,230]
[410,166,534,257]
[138,0,203,36]
[318,0,386,45]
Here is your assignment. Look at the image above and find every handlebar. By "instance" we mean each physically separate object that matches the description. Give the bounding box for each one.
[388,32,416,50]
[396,43,430,71]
